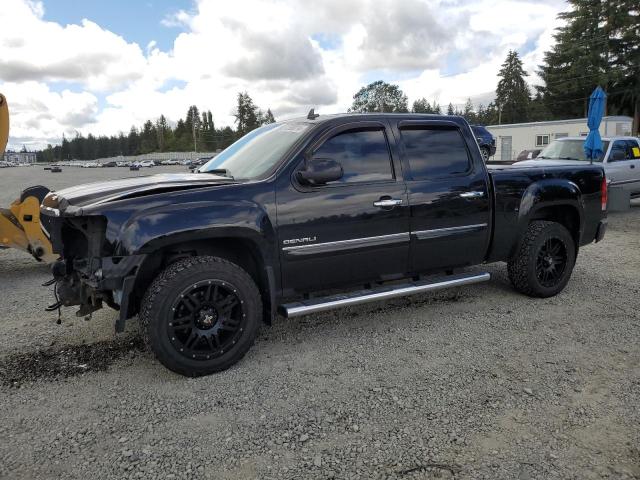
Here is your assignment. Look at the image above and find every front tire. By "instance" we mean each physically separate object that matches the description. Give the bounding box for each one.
[481,146,490,162]
[507,221,576,298]
[140,256,262,376]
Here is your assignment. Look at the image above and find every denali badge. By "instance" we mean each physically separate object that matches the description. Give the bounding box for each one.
[283,236,317,245]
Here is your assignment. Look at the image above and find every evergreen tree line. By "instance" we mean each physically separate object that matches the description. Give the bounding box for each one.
[36,92,275,162]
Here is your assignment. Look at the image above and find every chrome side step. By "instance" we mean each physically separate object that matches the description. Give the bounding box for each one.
[279,272,490,318]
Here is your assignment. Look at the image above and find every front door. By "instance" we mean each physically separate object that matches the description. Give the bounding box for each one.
[276,122,410,295]
[606,139,640,195]
[394,121,491,274]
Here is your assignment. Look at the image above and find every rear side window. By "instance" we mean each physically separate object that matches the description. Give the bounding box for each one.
[314,128,394,183]
[400,126,471,179]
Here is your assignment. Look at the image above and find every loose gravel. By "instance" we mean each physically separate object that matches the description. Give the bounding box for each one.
[0,166,639,479]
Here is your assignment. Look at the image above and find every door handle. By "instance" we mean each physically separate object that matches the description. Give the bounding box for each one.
[459,191,485,199]
[373,198,403,208]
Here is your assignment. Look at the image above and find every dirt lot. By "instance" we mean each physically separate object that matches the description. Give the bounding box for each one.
[0,165,639,480]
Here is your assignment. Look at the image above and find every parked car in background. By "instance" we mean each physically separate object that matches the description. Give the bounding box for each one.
[517,136,640,198]
[139,160,154,168]
[129,163,140,171]
[471,125,496,161]
[188,157,213,171]
[516,149,542,162]
[102,161,117,168]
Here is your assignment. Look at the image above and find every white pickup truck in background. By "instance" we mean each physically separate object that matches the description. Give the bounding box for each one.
[517,136,640,201]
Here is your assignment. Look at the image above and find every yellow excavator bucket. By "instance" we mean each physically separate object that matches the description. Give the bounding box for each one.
[0,186,57,263]
[0,94,56,263]
[0,93,8,156]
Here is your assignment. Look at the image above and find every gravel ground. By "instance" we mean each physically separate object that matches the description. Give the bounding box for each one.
[0,166,639,480]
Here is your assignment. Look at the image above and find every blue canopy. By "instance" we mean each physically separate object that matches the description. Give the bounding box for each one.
[583,86,607,160]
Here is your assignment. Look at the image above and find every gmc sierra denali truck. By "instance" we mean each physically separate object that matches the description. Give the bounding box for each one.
[40,113,608,376]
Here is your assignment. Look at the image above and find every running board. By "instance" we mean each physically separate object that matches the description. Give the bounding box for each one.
[279,272,490,318]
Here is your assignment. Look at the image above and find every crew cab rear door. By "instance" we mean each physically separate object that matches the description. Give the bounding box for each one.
[393,120,491,273]
[276,121,410,294]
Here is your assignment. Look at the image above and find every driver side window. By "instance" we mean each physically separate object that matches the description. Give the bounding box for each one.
[314,127,394,183]
[609,141,630,162]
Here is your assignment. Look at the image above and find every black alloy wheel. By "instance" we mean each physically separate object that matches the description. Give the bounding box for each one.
[535,238,568,288]
[168,279,246,360]
[507,220,576,298]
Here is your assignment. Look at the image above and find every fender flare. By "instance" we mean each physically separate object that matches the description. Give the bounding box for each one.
[512,178,584,256]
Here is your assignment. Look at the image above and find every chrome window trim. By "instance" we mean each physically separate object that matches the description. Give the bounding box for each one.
[282,232,410,256]
[413,223,488,240]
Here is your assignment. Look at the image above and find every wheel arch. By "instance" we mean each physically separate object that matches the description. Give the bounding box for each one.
[127,234,277,325]
[513,179,584,258]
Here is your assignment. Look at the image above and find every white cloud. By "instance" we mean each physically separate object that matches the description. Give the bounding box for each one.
[0,0,146,92]
[1,81,98,147]
[1,0,568,149]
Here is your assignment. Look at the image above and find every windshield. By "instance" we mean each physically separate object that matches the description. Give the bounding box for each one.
[537,139,609,162]
[199,122,311,179]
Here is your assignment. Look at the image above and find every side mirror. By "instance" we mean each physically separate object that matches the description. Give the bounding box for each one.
[297,158,343,185]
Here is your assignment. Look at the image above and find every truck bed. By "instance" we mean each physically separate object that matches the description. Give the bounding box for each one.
[486,163,606,262]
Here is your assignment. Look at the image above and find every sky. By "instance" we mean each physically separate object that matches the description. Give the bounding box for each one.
[1,0,568,150]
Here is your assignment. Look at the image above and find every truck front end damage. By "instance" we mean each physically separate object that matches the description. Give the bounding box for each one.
[41,194,145,331]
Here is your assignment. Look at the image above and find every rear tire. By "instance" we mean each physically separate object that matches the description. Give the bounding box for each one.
[507,221,576,298]
[140,256,262,376]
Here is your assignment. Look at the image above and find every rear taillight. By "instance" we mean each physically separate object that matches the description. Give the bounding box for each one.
[601,175,608,211]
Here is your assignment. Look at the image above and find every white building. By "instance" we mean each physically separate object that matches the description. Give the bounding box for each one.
[3,151,37,164]
[486,116,634,162]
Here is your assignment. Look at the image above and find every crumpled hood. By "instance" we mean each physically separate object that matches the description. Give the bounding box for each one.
[43,173,235,213]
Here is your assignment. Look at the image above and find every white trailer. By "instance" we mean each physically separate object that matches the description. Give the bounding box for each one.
[486,116,633,162]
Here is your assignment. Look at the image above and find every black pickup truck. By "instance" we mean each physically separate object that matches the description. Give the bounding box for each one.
[41,113,608,376]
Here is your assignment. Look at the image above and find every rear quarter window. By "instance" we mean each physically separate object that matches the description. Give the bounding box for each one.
[400,126,471,180]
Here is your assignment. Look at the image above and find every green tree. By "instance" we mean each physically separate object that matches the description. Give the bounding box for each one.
[462,98,475,122]
[607,0,639,133]
[140,120,157,153]
[412,98,433,113]
[350,81,408,113]
[60,134,70,161]
[536,0,639,131]
[537,0,609,119]
[155,115,170,152]
[127,127,139,155]
[234,92,259,137]
[446,103,455,115]
[496,50,531,123]
[263,108,276,124]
